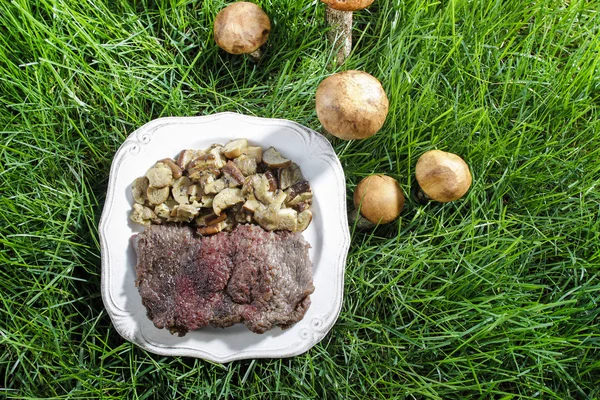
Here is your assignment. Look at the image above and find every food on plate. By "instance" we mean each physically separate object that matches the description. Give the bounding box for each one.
[133,224,314,336]
[316,70,389,140]
[415,150,472,203]
[321,0,376,65]
[352,174,404,228]
[213,2,271,60]
[129,139,316,335]
[129,139,313,233]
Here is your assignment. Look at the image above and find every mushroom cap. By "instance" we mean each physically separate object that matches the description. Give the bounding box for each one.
[321,0,376,11]
[415,150,472,202]
[316,70,389,140]
[214,2,271,55]
[353,175,404,224]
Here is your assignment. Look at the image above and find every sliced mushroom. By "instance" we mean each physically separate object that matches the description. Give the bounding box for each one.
[242,197,264,213]
[297,210,313,231]
[295,200,312,212]
[233,155,258,176]
[244,174,274,204]
[222,138,248,159]
[154,203,173,220]
[222,161,245,187]
[287,192,313,207]
[147,186,170,205]
[159,158,183,179]
[187,154,219,180]
[130,203,157,226]
[223,214,236,232]
[176,149,199,170]
[197,221,227,236]
[208,144,227,169]
[213,188,245,215]
[131,141,312,232]
[146,163,173,188]
[269,190,288,211]
[194,170,221,190]
[204,178,227,195]
[253,208,276,231]
[233,204,253,224]
[190,195,214,209]
[277,208,298,231]
[278,163,304,190]
[197,212,228,227]
[285,181,313,206]
[142,205,157,223]
[165,198,178,209]
[263,147,291,169]
[264,170,278,191]
[242,146,263,163]
[132,176,149,204]
[172,176,192,204]
[170,204,199,222]
[254,207,298,231]
[187,184,202,202]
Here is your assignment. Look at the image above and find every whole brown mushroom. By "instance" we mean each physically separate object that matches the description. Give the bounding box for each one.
[214,2,271,60]
[321,0,376,65]
[352,174,404,228]
[415,150,472,203]
[316,70,389,140]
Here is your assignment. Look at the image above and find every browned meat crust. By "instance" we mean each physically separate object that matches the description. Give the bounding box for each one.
[133,224,314,335]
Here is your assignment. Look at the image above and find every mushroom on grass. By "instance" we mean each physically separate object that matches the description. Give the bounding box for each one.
[316,70,389,140]
[351,174,404,229]
[415,150,472,203]
[214,2,271,61]
[321,0,375,65]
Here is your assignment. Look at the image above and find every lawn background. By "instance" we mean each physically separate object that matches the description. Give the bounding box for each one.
[1,0,599,398]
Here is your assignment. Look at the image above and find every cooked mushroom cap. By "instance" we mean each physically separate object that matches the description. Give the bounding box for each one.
[234,155,257,176]
[130,203,157,226]
[176,149,196,170]
[158,158,182,179]
[263,147,291,168]
[197,221,227,236]
[154,203,172,220]
[204,178,227,195]
[214,2,271,55]
[213,188,245,215]
[321,0,375,11]
[222,161,245,186]
[297,210,313,231]
[278,163,303,190]
[147,186,170,205]
[316,70,389,140]
[172,176,192,204]
[131,177,149,204]
[242,146,263,163]
[353,175,404,224]
[415,150,472,202]
[222,138,248,159]
[172,204,199,222]
[146,164,173,188]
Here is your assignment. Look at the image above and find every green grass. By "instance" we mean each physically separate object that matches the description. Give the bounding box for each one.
[1,0,599,398]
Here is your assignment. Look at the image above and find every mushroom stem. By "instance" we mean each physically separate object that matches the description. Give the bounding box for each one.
[326,6,352,65]
[249,48,263,62]
[411,181,430,205]
[348,208,376,230]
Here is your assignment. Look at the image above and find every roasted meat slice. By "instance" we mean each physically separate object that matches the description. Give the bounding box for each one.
[133,224,314,335]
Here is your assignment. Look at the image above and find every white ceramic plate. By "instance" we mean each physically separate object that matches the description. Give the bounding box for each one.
[99,112,350,362]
